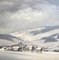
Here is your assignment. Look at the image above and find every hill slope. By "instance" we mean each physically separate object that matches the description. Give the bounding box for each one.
[0,26,59,50]
[11,26,59,50]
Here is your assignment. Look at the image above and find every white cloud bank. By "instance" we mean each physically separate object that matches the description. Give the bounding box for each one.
[10,2,59,26]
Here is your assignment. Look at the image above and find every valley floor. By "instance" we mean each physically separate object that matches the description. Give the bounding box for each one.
[0,50,59,60]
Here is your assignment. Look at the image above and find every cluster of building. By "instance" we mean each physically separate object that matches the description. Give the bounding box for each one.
[0,42,48,53]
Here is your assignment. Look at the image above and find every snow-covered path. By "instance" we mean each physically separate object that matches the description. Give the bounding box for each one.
[0,51,59,60]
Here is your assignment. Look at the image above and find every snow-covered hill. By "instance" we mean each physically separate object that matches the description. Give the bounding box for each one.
[10,26,59,50]
[0,34,23,46]
[0,26,59,50]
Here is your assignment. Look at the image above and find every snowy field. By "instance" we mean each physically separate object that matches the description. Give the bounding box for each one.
[0,50,59,60]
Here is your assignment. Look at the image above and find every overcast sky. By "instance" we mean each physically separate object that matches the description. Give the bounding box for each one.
[0,0,59,33]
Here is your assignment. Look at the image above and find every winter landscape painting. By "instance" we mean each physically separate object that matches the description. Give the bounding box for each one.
[0,0,59,60]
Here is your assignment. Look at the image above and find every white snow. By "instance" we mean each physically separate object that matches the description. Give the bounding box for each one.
[0,27,59,60]
[10,28,59,42]
[0,50,59,60]
[0,27,59,52]
[7,27,59,51]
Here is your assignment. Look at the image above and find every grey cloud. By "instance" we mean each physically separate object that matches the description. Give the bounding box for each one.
[0,0,48,13]
[0,0,59,13]
[0,0,59,33]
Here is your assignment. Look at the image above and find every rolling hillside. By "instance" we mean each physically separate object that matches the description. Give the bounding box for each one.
[0,26,59,50]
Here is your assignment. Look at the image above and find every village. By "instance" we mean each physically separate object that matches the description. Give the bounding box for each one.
[0,42,48,53]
